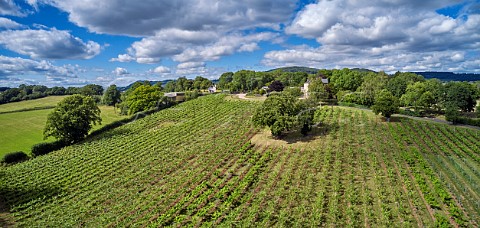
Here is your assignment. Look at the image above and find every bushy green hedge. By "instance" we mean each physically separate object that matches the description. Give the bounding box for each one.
[456,117,480,127]
[2,151,29,164]
[399,109,424,117]
[31,141,66,157]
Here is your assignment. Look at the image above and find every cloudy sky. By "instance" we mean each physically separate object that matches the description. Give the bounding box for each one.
[0,0,479,87]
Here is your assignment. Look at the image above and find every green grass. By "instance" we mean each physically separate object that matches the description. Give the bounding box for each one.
[0,105,126,157]
[0,95,478,227]
[0,96,68,113]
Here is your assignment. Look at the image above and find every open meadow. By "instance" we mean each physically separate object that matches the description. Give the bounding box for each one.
[0,94,478,227]
[0,96,126,157]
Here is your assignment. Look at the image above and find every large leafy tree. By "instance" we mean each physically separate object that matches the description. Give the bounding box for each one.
[252,92,298,136]
[444,81,478,112]
[252,92,313,136]
[385,72,425,98]
[81,84,104,96]
[356,72,387,106]
[330,68,364,92]
[124,85,163,115]
[268,80,284,92]
[308,78,330,101]
[218,72,233,90]
[372,89,399,122]
[44,95,101,143]
[445,102,460,124]
[102,84,121,106]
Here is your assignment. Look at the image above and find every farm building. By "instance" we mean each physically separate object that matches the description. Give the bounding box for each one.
[302,73,329,99]
[208,85,217,93]
[164,92,186,102]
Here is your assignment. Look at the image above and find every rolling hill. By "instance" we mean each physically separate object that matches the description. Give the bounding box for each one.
[0,94,479,226]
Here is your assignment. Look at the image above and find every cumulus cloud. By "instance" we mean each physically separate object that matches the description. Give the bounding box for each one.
[0,29,101,59]
[175,64,225,78]
[34,0,296,36]
[113,67,128,76]
[152,65,171,74]
[177,62,205,69]
[0,0,25,16]
[0,17,22,29]
[263,0,480,73]
[172,32,276,63]
[112,30,277,64]
[0,55,77,77]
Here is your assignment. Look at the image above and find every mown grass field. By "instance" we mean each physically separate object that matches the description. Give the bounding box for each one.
[0,96,68,113]
[0,96,126,157]
[0,94,479,227]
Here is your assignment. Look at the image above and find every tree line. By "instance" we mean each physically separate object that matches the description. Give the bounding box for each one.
[249,68,480,136]
[0,84,104,104]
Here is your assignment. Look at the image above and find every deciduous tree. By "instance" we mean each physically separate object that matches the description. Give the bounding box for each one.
[372,89,399,122]
[44,95,101,143]
[102,84,121,106]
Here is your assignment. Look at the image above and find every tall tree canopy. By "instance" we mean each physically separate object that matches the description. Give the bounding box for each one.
[102,84,121,106]
[371,89,399,122]
[252,92,313,136]
[44,95,101,143]
[444,81,478,112]
[124,85,163,115]
[81,84,104,96]
[386,72,425,98]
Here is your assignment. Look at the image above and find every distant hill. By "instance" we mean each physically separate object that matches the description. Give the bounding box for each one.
[268,66,376,74]
[267,66,320,74]
[414,72,480,82]
[119,79,219,91]
[118,80,170,91]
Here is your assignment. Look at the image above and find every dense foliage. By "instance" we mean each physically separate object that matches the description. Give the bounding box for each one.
[252,92,313,136]
[123,85,164,115]
[1,151,28,164]
[0,84,104,105]
[43,95,102,143]
[102,85,121,106]
[371,89,400,121]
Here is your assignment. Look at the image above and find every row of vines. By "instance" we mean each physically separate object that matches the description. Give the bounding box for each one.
[1,97,478,227]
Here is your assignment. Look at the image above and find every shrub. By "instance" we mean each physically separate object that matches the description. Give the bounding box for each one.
[2,151,29,164]
[31,141,66,157]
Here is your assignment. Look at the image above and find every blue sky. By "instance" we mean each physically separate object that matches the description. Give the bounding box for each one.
[0,0,479,87]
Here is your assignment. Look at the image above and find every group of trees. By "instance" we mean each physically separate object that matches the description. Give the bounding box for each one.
[252,92,314,137]
[251,68,480,135]
[218,70,308,92]
[0,84,104,104]
[164,76,213,92]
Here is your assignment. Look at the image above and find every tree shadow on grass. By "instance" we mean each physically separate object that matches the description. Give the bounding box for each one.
[276,122,339,144]
[0,185,63,226]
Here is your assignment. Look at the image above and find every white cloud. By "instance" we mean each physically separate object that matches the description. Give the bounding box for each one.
[172,32,276,63]
[0,0,25,16]
[177,62,205,69]
[152,66,171,74]
[113,67,128,76]
[34,0,296,36]
[0,17,22,29]
[0,29,101,59]
[263,0,480,73]
[0,55,77,77]
[110,54,135,62]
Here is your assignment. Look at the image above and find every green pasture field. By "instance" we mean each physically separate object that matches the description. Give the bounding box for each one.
[0,96,68,113]
[0,100,125,157]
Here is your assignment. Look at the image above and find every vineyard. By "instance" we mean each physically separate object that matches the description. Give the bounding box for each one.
[0,94,479,227]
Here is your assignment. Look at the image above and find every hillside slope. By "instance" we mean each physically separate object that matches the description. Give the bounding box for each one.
[1,95,479,227]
